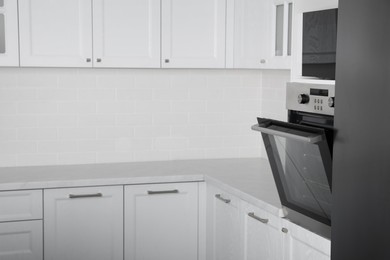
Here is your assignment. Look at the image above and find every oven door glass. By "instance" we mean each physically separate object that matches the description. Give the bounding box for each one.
[252,118,332,225]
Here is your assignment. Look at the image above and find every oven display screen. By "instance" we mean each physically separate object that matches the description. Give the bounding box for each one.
[310,88,329,96]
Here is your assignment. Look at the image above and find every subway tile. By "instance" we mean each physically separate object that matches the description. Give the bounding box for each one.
[97,152,134,163]
[188,137,225,149]
[170,149,205,160]
[135,101,171,113]
[36,88,77,101]
[18,101,58,114]
[0,141,37,154]
[78,88,116,101]
[117,89,153,100]
[205,148,240,159]
[0,102,17,114]
[97,101,135,114]
[58,101,96,114]
[97,127,134,139]
[152,113,188,125]
[58,153,97,165]
[58,127,97,140]
[17,154,59,166]
[38,141,79,153]
[78,140,115,152]
[188,113,224,124]
[0,88,36,101]
[134,126,171,138]
[18,128,58,141]
[133,150,171,162]
[0,128,17,141]
[116,114,152,126]
[78,115,116,127]
[37,115,78,127]
[171,125,205,137]
[153,87,188,100]
[0,115,37,128]
[171,101,206,113]
[116,138,153,151]
[154,137,188,150]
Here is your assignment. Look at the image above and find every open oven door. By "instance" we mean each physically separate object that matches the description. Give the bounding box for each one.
[252,117,332,225]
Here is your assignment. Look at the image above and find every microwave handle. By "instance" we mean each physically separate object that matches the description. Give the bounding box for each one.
[251,124,323,144]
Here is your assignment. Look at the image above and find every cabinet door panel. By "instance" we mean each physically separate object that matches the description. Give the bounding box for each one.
[234,0,272,68]
[162,0,226,68]
[125,182,198,260]
[206,185,241,260]
[0,0,19,66]
[0,190,42,222]
[242,201,283,260]
[44,186,123,260]
[282,219,331,260]
[0,220,43,260]
[93,0,161,68]
[19,0,93,67]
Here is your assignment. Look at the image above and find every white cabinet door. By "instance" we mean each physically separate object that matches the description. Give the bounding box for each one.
[18,0,93,67]
[0,220,43,260]
[241,201,284,260]
[44,186,123,260]
[233,0,292,69]
[93,0,161,68]
[124,182,198,260]
[0,0,19,66]
[206,185,241,260]
[233,0,272,69]
[282,219,331,260]
[162,0,226,68]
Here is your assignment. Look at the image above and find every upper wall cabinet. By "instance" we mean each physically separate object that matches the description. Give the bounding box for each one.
[92,0,160,68]
[18,0,93,67]
[18,0,161,68]
[0,0,19,66]
[161,0,227,68]
[233,0,293,69]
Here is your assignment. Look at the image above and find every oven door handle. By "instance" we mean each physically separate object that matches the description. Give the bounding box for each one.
[251,124,323,144]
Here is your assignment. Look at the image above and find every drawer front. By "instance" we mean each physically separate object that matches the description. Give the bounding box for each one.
[0,190,43,222]
[0,220,43,260]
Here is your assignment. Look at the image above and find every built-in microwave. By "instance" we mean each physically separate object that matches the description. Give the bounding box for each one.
[302,8,338,80]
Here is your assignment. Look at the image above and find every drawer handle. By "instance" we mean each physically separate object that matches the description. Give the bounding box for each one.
[282,227,289,233]
[69,193,103,199]
[248,212,269,224]
[215,194,231,204]
[147,189,179,195]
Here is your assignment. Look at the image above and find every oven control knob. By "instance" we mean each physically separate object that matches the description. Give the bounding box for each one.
[298,94,310,104]
[328,97,335,108]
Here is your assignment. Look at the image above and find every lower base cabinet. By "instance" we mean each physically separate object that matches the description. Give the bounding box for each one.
[206,184,242,260]
[0,220,43,260]
[124,182,199,260]
[241,201,285,260]
[282,219,331,260]
[44,186,123,260]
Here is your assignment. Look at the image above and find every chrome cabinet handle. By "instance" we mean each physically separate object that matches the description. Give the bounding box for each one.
[282,227,289,233]
[260,59,266,64]
[147,189,179,195]
[215,194,231,204]
[96,58,102,62]
[248,212,269,224]
[86,58,91,62]
[69,193,103,199]
[164,59,170,63]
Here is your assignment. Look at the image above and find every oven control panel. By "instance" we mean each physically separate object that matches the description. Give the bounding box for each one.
[286,82,335,116]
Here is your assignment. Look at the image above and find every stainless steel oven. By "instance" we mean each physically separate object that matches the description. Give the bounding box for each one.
[252,82,335,238]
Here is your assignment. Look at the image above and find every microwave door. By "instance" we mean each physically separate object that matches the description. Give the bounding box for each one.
[252,118,332,225]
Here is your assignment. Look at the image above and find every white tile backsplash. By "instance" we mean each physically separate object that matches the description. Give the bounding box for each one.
[0,68,289,167]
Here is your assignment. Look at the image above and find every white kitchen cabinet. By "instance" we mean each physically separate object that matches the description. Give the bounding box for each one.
[124,182,198,260]
[241,201,285,260]
[92,0,161,68]
[44,186,123,260]
[0,0,19,66]
[206,184,242,260]
[161,0,226,68]
[18,0,93,67]
[233,0,293,69]
[282,218,331,260]
[0,220,43,260]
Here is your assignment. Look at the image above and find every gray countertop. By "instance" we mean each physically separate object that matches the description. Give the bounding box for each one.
[0,158,282,216]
